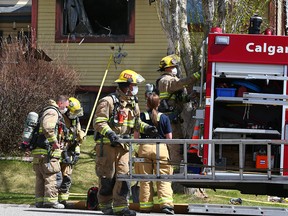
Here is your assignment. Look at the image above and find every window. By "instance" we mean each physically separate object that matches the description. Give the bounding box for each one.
[56,0,135,43]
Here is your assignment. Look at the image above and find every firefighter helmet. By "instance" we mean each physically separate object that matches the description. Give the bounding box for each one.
[67,97,83,118]
[114,69,145,84]
[158,54,180,71]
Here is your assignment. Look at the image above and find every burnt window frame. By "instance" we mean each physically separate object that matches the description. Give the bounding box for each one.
[55,0,135,43]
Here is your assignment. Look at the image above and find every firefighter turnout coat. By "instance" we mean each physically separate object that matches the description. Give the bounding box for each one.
[93,88,148,214]
[157,72,196,163]
[31,100,64,206]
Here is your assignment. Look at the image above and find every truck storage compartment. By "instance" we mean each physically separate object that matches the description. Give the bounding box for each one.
[212,78,283,173]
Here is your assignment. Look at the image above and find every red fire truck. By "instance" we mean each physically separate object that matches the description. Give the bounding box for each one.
[203,31,288,178]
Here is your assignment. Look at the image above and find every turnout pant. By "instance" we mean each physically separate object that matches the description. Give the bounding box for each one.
[33,155,62,205]
[58,163,73,203]
[136,143,174,211]
[95,144,130,213]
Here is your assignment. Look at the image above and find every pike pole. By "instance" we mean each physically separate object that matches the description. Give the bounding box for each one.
[84,53,113,136]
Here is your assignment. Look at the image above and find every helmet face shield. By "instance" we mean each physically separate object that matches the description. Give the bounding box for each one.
[68,107,83,119]
[135,73,145,84]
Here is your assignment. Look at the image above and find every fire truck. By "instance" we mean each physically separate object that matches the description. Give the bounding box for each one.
[118,27,288,215]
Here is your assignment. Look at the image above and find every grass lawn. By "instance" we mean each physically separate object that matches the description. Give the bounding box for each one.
[0,135,287,208]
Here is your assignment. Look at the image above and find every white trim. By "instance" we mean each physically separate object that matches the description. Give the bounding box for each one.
[280,65,287,175]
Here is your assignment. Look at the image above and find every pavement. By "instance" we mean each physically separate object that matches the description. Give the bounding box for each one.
[0,204,192,216]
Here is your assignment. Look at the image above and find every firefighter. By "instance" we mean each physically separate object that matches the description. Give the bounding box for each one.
[156,54,201,164]
[93,69,158,216]
[134,92,174,214]
[31,95,69,209]
[58,97,85,207]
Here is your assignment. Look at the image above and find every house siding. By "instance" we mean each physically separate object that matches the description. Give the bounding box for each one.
[37,0,168,108]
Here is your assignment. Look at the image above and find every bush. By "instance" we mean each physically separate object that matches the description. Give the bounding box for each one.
[0,41,79,155]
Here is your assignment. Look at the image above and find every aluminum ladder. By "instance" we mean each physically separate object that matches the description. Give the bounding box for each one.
[188,204,288,215]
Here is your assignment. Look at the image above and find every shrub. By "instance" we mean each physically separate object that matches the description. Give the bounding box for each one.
[0,40,79,155]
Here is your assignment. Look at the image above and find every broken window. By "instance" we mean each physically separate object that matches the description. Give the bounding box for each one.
[56,0,135,43]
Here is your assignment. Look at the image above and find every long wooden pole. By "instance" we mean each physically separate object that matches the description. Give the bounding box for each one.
[84,53,113,136]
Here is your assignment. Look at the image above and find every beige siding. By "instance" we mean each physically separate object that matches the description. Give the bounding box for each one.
[37,0,168,108]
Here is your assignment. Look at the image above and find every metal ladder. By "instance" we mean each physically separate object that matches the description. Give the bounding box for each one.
[117,138,288,183]
[187,204,288,216]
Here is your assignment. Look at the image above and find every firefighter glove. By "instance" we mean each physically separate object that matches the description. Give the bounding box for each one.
[192,71,201,80]
[144,125,158,138]
[106,131,120,147]
[62,150,72,164]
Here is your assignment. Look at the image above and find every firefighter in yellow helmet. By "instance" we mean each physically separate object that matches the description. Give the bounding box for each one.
[93,69,158,216]
[32,95,68,209]
[156,54,200,165]
[58,97,85,207]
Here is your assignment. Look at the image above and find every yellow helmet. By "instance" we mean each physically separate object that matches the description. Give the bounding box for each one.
[114,69,145,84]
[158,54,180,71]
[67,97,83,118]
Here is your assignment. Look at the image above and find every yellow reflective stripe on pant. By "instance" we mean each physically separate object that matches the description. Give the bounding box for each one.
[158,197,173,205]
[113,205,127,213]
[140,201,154,209]
[58,193,69,202]
[44,196,58,203]
[99,203,112,210]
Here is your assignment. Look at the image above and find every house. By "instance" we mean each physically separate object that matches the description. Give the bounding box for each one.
[33,0,168,129]
[0,0,282,130]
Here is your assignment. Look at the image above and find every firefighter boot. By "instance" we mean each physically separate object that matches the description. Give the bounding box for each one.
[162,206,175,215]
[115,207,136,216]
[102,208,114,215]
[44,202,65,209]
[35,202,43,208]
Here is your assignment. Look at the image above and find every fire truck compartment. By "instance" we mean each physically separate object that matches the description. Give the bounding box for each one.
[212,77,283,173]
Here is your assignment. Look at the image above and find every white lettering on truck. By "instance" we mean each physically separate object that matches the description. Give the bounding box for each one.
[246,43,288,56]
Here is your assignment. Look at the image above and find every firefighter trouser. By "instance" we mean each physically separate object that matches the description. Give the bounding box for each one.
[32,155,62,205]
[136,143,174,211]
[167,122,183,165]
[58,163,73,203]
[95,144,130,214]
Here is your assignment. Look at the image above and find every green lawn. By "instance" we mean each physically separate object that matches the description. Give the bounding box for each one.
[0,135,287,208]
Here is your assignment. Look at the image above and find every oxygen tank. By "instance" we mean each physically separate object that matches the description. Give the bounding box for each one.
[20,112,39,150]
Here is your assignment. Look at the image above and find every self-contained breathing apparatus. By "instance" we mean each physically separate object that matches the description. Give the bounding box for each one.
[149,80,184,124]
[20,106,66,152]
[20,111,39,151]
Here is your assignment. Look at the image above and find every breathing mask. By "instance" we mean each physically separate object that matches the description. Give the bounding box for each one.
[131,85,138,95]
